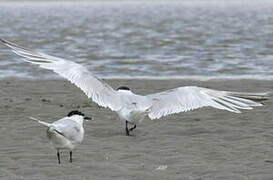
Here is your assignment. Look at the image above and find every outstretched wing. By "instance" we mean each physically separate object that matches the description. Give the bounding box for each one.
[147,86,268,119]
[1,39,122,111]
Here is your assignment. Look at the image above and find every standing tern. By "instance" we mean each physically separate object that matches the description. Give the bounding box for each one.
[30,110,91,164]
[1,39,269,136]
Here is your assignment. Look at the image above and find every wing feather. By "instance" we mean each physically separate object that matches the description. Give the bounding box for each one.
[1,39,122,111]
[52,118,82,142]
[147,86,268,119]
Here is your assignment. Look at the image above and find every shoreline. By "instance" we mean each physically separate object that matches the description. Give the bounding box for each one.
[2,76,273,81]
[1,77,272,90]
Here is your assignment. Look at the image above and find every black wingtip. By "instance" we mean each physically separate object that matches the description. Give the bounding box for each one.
[0,38,14,47]
[0,38,7,44]
[0,38,34,52]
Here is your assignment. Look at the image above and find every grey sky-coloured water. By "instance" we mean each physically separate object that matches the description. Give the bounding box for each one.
[0,1,273,80]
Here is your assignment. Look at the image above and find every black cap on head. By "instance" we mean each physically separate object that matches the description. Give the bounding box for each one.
[67,110,84,117]
[117,86,130,91]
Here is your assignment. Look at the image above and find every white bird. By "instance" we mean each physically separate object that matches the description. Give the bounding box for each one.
[1,39,269,136]
[30,110,91,164]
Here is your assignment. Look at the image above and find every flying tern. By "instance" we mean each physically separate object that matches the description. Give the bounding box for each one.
[30,110,91,164]
[1,39,269,136]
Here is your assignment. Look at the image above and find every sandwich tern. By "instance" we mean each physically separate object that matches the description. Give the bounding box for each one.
[1,39,269,136]
[30,110,91,164]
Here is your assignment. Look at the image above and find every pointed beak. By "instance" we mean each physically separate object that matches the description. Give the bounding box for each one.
[84,116,92,121]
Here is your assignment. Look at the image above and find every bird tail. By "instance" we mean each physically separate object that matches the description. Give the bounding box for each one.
[29,117,51,127]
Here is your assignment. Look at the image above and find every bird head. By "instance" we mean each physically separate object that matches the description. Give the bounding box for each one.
[117,86,131,91]
[67,110,92,122]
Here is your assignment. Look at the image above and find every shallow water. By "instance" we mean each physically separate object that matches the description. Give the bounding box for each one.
[0,1,273,79]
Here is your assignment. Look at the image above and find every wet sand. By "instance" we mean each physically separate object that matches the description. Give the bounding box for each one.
[0,78,272,180]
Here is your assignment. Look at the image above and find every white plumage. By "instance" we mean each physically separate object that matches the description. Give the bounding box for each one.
[30,110,89,164]
[1,39,269,136]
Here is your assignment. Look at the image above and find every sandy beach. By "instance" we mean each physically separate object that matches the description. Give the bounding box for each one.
[0,78,272,180]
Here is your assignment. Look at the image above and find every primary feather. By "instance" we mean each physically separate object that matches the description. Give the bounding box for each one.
[147,87,268,119]
[0,39,122,111]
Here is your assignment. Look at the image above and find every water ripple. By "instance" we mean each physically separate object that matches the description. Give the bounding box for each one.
[0,1,273,80]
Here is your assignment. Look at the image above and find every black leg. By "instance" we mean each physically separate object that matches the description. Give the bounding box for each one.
[69,151,72,163]
[125,121,130,136]
[57,150,61,164]
[125,121,137,136]
[129,124,136,131]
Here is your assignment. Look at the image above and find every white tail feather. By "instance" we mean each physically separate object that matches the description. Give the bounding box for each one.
[29,117,51,127]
